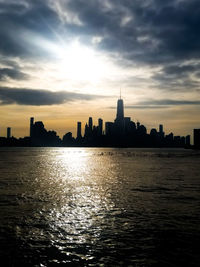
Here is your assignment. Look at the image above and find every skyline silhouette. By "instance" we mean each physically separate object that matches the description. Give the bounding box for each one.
[1,97,199,148]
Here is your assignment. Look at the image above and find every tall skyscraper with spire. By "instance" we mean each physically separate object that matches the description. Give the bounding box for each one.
[114,91,125,134]
[116,98,124,121]
[116,89,124,121]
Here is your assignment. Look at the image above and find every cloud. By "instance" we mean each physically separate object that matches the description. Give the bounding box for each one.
[0,0,60,58]
[152,63,200,90]
[125,105,169,109]
[63,0,200,63]
[59,0,200,91]
[139,99,200,105]
[0,68,29,81]
[1,0,200,63]
[0,87,108,106]
[124,99,200,109]
[1,0,200,92]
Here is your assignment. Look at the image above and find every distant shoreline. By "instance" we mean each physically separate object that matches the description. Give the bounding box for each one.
[0,145,197,149]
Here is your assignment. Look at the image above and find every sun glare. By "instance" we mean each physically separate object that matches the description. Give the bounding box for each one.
[58,42,107,82]
[43,39,109,83]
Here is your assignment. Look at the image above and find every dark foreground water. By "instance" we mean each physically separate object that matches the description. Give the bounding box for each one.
[0,148,200,267]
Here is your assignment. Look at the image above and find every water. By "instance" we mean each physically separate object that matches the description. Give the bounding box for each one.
[0,147,200,266]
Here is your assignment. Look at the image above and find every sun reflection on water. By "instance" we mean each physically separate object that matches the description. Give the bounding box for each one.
[58,148,89,182]
[36,148,115,257]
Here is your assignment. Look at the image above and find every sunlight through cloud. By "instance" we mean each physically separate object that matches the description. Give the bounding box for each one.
[40,39,111,83]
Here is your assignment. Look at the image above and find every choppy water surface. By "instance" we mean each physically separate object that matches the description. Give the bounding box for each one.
[0,148,200,266]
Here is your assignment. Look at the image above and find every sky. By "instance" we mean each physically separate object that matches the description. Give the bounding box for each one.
[0,0,200,139]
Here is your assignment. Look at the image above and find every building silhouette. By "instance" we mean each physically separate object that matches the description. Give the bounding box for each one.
[186,135,190,147]
[98,118,103,136]
[88,117,93,132]
[30,117,34,137]
[194,129,200,148]
[63,132,75,146]
[77,122,82,139]
[7,127,11,139]
[159,124,164,138]
[114,98,125,136]
[29,119,61,146]
[105,122,114,136]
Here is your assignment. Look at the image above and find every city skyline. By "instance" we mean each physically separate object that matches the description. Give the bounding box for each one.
[0,95,192,138]
[1,97,197,148]
[0,95,197,144]
[1,1,200,138]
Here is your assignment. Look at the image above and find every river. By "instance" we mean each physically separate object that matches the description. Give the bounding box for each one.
[0,147,200,266]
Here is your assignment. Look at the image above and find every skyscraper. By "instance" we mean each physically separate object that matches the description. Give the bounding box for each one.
[159,124,163,134]
[98,118,103,136]
[84,123,89,137]
[159,124,164,138]
[7,127,11,138]
[77,122,82,139]
[105,122,114,136]
[186,135,190,146]
[88,117,93,132]
[194,129,200,148]
[30,117,34,137]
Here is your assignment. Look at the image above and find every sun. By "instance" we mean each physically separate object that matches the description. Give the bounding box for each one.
[27,35,119,92]
[45,40,109,83]
[60,41,105,81]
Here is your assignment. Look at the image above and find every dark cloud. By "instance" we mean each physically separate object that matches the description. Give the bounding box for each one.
[64,0,200,63]
[126,105,169,109]
[1,0,200,91]
[162,65,198,76]
[137,99,200,105]
[125,99,200,109]
[1,0,200,63]
[152,64,200,90]
[0,87,108,106]
[0,68,29,81]
[0,0,60,58]
[63,0,200,91]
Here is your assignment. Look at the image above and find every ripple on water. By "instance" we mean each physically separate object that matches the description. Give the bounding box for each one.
[0,147,200,266]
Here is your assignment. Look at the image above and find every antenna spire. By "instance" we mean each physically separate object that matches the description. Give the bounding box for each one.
[120,88,121,99]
